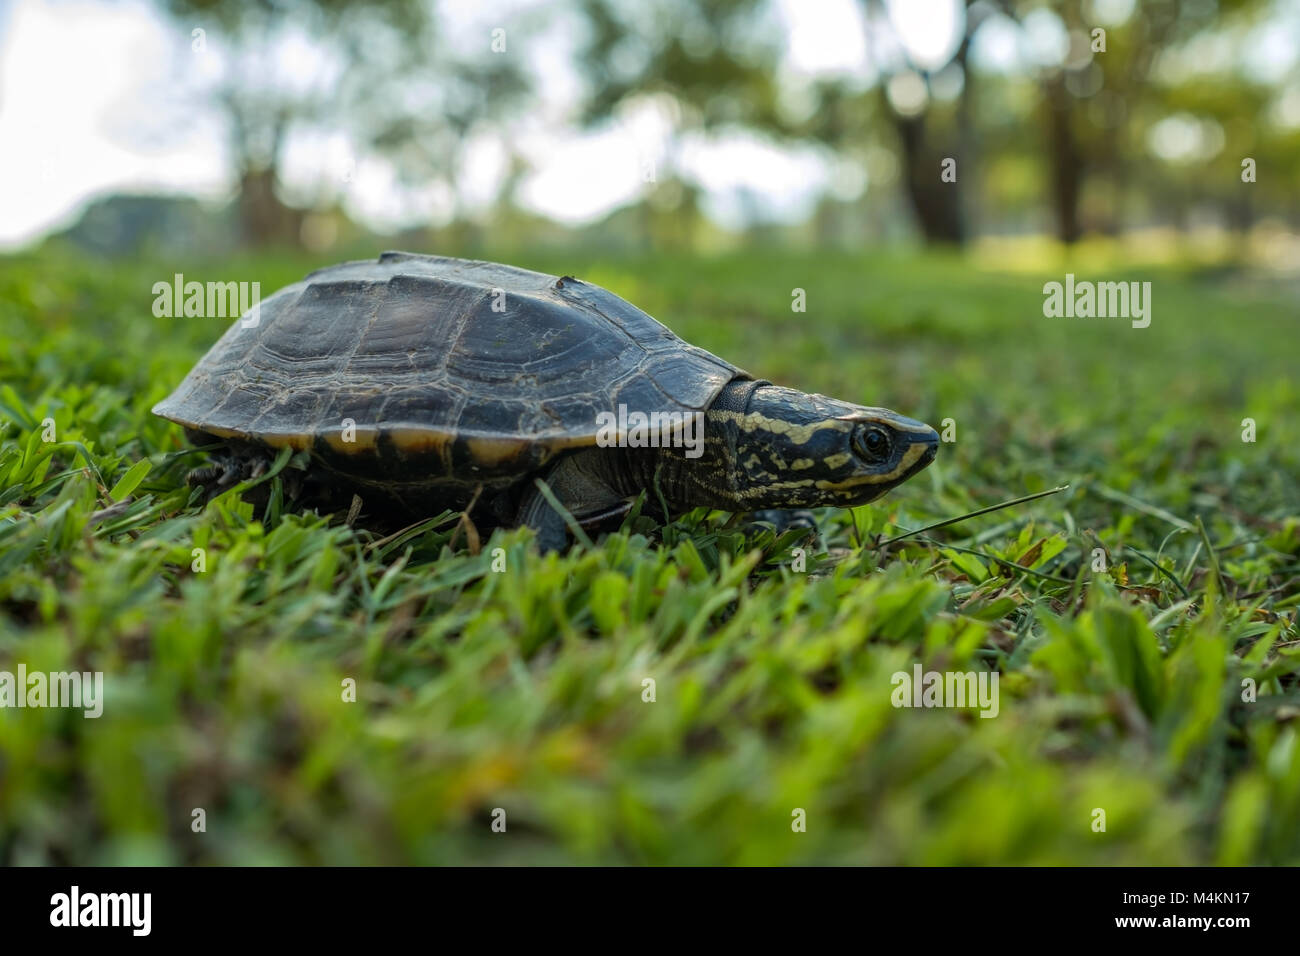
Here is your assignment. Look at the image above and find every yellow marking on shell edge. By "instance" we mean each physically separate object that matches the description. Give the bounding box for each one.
[322,428,379,454]
[199,425,244,441]
[387,427,452,455]
[463,435,534,469]
[261,433,313,451]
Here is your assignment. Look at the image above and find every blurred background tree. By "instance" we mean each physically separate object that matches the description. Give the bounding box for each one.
[574,0,785,249]
[8,0,1300,259]
[158,0,528,246]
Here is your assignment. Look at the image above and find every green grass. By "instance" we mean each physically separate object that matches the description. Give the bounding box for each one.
[1,242,1297,864]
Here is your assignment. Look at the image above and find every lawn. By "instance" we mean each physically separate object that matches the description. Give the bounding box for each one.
[0,241,1297,864]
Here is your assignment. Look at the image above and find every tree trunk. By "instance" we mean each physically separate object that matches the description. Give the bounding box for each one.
[892,110,966,245]
[1043,73,1084,245]
[236,167,302,247]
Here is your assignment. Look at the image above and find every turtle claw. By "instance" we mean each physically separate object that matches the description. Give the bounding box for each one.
[185,464,226,487]
[185,456,269,492]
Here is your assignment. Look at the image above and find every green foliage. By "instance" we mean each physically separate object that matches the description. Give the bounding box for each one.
[0,245,1296,864]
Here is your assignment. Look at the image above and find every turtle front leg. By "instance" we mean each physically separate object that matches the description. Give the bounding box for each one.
[186,455,255,489]
[185,449,279,505]
[749,509,819,542]
[517,450,630,551]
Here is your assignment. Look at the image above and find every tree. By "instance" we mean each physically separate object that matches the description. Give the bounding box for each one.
[574,0,783,248]
[989,0,1269,243]
[853,0,995,246]
[574,0,983,246]
[160,0,527,245]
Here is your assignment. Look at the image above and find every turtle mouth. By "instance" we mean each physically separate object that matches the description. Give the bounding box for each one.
[914,436,939,471]
[879,435,939,482]
[903,431,941,482]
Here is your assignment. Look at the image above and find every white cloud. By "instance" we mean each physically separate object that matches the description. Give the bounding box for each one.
[0,0,227,247]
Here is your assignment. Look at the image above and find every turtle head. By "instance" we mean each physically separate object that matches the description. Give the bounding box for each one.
[719,383,939,510]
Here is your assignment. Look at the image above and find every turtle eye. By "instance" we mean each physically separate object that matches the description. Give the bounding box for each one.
[853,424,892,464]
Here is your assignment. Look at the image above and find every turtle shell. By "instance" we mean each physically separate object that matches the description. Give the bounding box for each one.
[153,252,746,488]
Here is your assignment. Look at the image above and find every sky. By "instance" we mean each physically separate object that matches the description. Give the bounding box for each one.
[0,0,957,248]
[0,0,1292,250]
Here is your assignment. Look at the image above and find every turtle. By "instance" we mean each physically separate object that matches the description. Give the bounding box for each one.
[153,252,940,550]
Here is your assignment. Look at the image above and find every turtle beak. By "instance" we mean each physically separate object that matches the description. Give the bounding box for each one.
[914,428,939,470]
[898,418,940,475]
